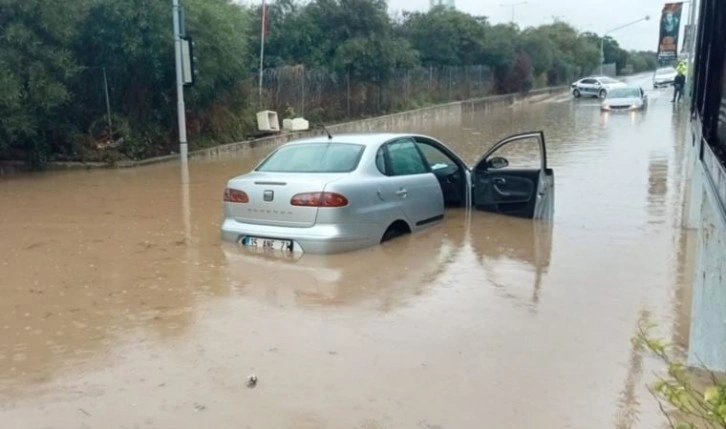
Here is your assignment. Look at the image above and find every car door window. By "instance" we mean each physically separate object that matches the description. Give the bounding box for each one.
[375,147,387,175]
[581,79,596,85]
[416,142,458,172]
[483,135,543,170]
[387,139,429,176]
[473,131,553,220]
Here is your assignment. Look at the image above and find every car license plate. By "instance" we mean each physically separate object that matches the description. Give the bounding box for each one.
[241,236,293,252]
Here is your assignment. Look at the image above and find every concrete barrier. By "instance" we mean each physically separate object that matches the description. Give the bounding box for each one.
[190,86,567,162]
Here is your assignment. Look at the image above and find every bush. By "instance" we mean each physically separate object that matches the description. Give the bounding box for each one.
[636,320,726,429]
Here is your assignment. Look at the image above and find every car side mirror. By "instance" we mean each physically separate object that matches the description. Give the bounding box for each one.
[487,156,509,169]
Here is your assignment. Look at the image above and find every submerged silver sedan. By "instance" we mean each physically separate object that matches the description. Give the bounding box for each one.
[221,132,554,254]
[601,86,648,112]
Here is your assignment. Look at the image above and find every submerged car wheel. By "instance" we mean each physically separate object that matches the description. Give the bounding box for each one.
[381,220,411,243]
[573,88,581,98]
[598,89,607,99]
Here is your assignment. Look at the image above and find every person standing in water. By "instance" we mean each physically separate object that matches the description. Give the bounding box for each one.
[672,69,686,102]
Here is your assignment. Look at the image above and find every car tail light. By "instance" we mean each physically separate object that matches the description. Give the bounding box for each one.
[223,188,249,203]
[290,192,348,207]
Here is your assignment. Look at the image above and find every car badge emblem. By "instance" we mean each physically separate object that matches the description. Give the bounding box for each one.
[263,190,274,201]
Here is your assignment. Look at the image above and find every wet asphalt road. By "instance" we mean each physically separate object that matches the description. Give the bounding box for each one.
[0,74,695,428]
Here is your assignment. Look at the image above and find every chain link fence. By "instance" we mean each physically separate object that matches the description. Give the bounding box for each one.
[254,65,495,124]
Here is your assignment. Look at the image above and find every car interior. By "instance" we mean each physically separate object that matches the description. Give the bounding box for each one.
[472,162,542,218]
[405,134,550,219]
[414,138,468,207]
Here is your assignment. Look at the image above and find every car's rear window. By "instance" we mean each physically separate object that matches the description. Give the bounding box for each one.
[256,142,365,173]
[656,68,675,75]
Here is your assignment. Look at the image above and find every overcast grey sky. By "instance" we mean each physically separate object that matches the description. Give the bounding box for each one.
[388,0,693,52]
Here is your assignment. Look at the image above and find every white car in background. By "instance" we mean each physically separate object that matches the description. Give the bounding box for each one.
[601,86,648,112]
[653,66,677,88]
[571,76,627,99]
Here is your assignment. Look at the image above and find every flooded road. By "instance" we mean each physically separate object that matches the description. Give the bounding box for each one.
[0,75,695,428]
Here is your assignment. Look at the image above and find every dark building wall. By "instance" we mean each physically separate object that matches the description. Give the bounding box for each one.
[691,0,726,158]
[686,0,726,373]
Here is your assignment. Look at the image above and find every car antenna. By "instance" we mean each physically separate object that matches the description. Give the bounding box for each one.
[318,123,333,140]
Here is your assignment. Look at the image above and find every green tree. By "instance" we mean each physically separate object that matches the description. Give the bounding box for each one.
[636,321,726,429]
[73,0,175,158]
[629,51,658,73]
[180,0,251,143]
[582,33,630,74]
[246,0,325,69]
[73,0,250,158]
[0,0,83,166]
[402,8,486,66]
[521,28,556,81]
[0,0,659,166]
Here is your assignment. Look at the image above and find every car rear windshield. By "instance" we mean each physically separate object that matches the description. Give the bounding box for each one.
[607,87,641,98]
[256,142,365,173]
[600,77,619,84]
[656,68,675,75]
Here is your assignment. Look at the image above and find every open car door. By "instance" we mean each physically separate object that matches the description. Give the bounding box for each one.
[472,131,554,219]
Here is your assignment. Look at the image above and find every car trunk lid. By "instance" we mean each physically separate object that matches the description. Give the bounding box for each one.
[225,172,345,227]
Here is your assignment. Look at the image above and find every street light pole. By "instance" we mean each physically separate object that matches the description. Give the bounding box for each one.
[258,0,266,108]
[600,15,650,76]
[683,0,698,98]
[499,1,527,24]
[172,0,188,162]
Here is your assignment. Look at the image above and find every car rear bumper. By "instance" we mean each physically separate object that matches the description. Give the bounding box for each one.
[220,218,380,254]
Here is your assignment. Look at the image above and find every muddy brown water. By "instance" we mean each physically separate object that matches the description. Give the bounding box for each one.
[0,76,696,428]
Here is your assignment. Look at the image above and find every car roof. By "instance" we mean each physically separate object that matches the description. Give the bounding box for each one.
[284,133,420,147]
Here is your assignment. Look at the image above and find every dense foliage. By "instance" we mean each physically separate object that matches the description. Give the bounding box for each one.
[637,321,726,429]
[0,0,656,167]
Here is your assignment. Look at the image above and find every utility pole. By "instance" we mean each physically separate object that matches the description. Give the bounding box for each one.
[258,0,266,108]
[172,0,188,162]
[684,0,698,98]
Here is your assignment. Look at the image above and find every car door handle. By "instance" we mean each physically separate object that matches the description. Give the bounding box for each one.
[493,184,512,197]
[493,177,506,185]
[395,188,408,198]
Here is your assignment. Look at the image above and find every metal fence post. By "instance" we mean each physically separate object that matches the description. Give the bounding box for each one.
[429,66,434,102]
[448,67,452,101]
[102,67,113,143]
[346,71,351,118]
[301,65,306,118]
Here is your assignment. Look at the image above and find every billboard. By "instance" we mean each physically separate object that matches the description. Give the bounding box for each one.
[657,2,683,62]
[681,24,692,54]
